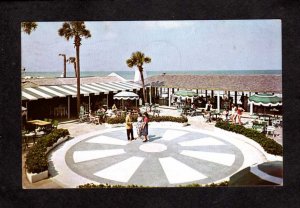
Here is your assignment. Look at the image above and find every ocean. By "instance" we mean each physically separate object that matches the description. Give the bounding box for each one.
[23,70,281,80]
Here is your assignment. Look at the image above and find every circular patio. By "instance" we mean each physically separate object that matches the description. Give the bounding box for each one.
[48,123,267,187]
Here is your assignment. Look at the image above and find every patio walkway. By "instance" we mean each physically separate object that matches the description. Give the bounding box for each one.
[22,107,282,188]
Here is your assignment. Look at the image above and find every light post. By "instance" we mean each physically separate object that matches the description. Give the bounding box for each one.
[59,54,66,78]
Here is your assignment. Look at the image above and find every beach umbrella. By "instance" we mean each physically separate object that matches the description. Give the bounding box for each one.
[229,161,283,186]
[113,91,139,108]
[249,93,282,107]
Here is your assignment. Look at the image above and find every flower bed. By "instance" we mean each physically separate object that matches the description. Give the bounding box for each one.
[215,121,282,156]
[25,129,70,174]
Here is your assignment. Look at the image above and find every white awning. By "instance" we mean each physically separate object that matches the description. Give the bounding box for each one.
[22,81,142,101]
[113,91,139,100]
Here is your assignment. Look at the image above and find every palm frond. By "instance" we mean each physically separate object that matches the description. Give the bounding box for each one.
[126,59,134,68]
[21,22,38,35]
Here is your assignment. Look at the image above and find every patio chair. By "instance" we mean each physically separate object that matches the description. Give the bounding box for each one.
[52,120,59,129]
[266,126,276,137]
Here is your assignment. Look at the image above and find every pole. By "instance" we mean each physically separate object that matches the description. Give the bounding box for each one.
[107,94,109,107]
[168,88,171,107]
[250,102,253,115]
[88,95,91,112]
[217,90,220,113]
[68,96,70,119]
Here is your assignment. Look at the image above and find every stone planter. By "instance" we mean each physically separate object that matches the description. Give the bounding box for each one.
[26,170,48,183]
[26,135,69,183]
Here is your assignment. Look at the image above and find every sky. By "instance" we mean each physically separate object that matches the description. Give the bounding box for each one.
[21,20,282,72]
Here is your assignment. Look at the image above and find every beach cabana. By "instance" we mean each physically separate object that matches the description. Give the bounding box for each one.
[249,93,282,115]
[113,91,139,108]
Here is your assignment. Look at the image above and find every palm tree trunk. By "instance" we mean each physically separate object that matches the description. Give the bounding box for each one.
[63,56,66,78]
[75,36,81,116]
[139,67,147,104]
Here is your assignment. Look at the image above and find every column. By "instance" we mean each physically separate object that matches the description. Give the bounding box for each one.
[68,96,70,119]
[150,86,152,104]
[26,101,28,121]
[107,94,109,107]
[217,90,220,112]
[205,90,208,101]
[234,91,237,105]
[88,95,91,111]
[250,102,253,115]
[168,88,171,107]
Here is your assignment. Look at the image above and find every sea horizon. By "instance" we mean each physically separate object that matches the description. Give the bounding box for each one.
[23,70,282,80]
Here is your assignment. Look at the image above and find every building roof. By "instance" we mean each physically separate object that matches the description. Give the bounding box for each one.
[22,76,123,87]
[144,74,282,93]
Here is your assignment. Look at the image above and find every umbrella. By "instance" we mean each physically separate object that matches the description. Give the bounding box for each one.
[113,91,139,108]
[229,161,283,186]
[113,91,139,100]
[249,94,282,107]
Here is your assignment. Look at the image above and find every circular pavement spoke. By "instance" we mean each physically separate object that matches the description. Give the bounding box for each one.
[49,123,267,187]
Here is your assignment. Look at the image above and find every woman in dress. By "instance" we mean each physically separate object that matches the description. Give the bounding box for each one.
[136,112,143,139]
[142,112,150,142]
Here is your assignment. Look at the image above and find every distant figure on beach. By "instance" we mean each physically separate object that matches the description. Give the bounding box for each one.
[142,112,150,142]
[237,104,245,125]
[125,111,134,141]
[230,104,237,124]
[136,112,143,139]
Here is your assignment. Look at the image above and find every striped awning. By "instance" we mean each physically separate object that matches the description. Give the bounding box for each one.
[22,81,142,101]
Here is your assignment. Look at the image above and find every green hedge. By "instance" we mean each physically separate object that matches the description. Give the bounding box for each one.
[78,183,150,188]
[107,115,188,124]
[78,181,228,188]
[215,121,283,156]
[25,129,70,173]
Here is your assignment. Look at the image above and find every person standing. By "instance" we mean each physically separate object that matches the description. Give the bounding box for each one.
[205,101,213,122]
[125,111,134,141]
[136,112,143,139]
[231,104,237,124]
[237,105,245,125]
[142,112,150,142]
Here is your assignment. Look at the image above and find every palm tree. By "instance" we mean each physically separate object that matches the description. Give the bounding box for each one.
[21,22,38,35]
[67,57,77,78]
[126,51,151,104]
[58,22,91,116]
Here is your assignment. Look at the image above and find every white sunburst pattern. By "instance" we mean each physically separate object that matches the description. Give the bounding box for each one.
[49,124,267,188]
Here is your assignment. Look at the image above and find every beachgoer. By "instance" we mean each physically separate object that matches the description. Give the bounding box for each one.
[125,111,134,141]
[205,101,212,122]
[230,104,237,124]
[142,112,150,142]
[237,105,245,125]
[136,112,143,139]
[223,108,229,121]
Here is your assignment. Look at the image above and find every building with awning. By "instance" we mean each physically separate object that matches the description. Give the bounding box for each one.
[144,74,282,112]
[22,75,142,120]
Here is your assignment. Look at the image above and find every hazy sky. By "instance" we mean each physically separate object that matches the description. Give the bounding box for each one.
[21,20,282,72]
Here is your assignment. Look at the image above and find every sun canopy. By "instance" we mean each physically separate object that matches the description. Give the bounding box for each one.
[249,93,282,107]
[174,90,198,98]
[113,91,139,100]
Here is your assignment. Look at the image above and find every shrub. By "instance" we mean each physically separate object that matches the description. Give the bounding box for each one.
[78,181,228,188]
[215,121,283,156]
[78,183,149,188]
[106,115,188,124]
[25,128,70,173]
